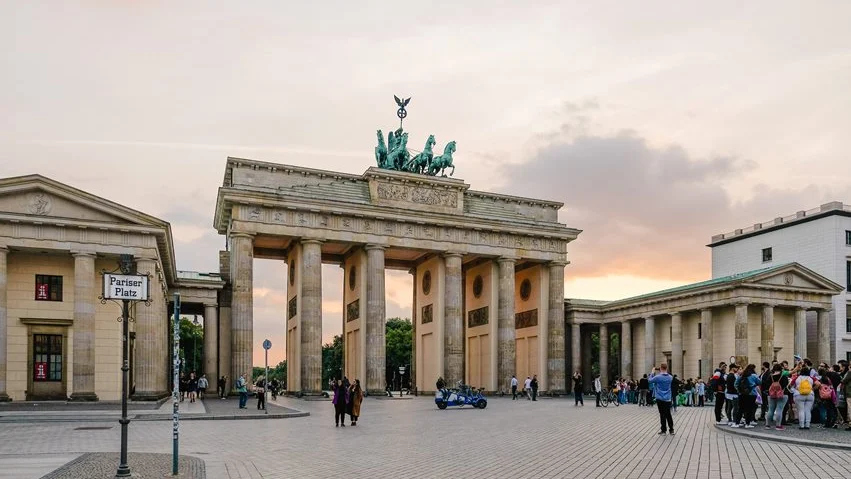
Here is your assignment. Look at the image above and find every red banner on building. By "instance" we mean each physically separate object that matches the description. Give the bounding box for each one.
[35,362,47,380]
[36,284,49,300]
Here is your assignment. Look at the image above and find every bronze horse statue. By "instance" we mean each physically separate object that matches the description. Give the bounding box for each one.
[405,135,435,174]
[428,141,456,176]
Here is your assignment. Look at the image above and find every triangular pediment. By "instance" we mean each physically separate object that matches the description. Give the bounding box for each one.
[0,175,169,228]
[746,263,843,292]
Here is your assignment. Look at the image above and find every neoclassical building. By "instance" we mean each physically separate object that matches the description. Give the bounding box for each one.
[565,263,842,391]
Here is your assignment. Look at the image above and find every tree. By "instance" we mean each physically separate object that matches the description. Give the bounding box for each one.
[322,335,343,388]
[178,317,203,374]
[385,317,413,389]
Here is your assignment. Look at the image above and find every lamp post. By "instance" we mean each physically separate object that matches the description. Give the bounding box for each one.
[398,366,406,398]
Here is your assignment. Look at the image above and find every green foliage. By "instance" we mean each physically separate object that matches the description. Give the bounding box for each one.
[322,334,343,388]
[178,317,203,374]
[385,317,412,388]
[590,331,622,382]
[253,361,287,384]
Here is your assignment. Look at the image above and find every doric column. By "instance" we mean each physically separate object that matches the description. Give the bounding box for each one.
[644,316,656,372]
[443,252,464,386]
[410,268,417,392]
[761,304,775,364]
[734,302,749,366]
[621,320,632,380]
[817,308,831,363]
[133,257,166,400]
[229,233,254,390]
[70,252,98,401]
[217,287,232,392]
[794,307,807,358]
[0,246,9,401]
[496,257,516,394]
[670,312,682,377]
[599,323,609,387]
[571,322,581,377]
[365,245,386,394]
[204,303,218,379]
[700,308,713,379]
[300,239,323,394]
[547,261,566,393]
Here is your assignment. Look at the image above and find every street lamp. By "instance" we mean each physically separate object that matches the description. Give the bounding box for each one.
[398,366,406,398]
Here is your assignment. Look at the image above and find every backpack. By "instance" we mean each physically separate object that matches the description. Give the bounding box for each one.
[737,376,750,396]
[818,380,833,400]
[768,378,784,399]
[798,378,812,396]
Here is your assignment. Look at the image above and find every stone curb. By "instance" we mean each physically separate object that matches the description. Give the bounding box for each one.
[0,411,309,423]
[713,423,851,451]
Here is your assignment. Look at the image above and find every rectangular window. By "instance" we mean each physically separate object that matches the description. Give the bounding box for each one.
[847,312,851,334]
[33,334,62,381]
[847,261,851,292]
[847,351,851,364]
[669,327,672,342]
[698,322,702,339]
[762,247,773,262]
[35,275,63,301]
[846,230,851,246]
[698,359,702,377]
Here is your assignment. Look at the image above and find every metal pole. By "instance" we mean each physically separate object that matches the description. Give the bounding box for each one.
[172,293,181,476]
[264,349,269,415]
[115,299,131,477]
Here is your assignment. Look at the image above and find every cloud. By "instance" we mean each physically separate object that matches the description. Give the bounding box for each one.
[499,129,847,281]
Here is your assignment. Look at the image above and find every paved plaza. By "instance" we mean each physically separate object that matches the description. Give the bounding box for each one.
[2,397,851,478]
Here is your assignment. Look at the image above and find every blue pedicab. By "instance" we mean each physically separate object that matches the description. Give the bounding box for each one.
[435,383,487,410]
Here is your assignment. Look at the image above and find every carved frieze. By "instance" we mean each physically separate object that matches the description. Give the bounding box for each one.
[421,304,433,324]
[235,205,568,255]
[346,299,360,322]
[376,183,458,208]
[515,309,538,329]
[467,306,489,328]
[288,296,298,319]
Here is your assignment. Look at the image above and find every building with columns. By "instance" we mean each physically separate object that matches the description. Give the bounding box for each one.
[213,159,578,395]
[710,201,851,365]
[565,263,842,391]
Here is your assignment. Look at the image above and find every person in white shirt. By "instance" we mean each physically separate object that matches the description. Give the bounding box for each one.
[510,376,519,400]
[594,375,603,407]
[524,377,532,400]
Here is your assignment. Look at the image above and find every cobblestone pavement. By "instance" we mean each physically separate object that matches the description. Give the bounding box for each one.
[3,397,851,479]
[41,452,205,479]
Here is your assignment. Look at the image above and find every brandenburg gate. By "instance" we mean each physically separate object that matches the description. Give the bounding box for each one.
[214,145,579,395]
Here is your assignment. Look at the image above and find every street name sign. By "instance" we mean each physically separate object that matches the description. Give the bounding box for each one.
[103,274,149,301]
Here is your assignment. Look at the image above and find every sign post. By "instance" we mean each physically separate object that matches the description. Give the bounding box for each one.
[103,255,150,479]
[263,339,272,415]
[398,366,405,398]
[172,293,181,475]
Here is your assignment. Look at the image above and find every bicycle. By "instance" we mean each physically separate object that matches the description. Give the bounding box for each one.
[599,389,620,407]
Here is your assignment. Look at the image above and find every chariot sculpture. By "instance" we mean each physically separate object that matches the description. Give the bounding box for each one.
[373,96,457,177]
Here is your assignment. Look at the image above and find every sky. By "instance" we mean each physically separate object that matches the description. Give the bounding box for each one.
[2,2,851,365]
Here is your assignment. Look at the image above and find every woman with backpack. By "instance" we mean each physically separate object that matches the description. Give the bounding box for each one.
[736,364,760,428]
[765,364,789,430]
[817,368,839,429]
[792,366,816,429]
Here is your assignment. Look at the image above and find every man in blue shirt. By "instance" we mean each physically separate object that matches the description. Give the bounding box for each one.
[649,363,675,435]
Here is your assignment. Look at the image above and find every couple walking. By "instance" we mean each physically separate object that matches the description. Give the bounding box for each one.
[332,378,364,427]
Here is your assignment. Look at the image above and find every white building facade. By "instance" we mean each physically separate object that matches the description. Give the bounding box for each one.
[710,201,851,364]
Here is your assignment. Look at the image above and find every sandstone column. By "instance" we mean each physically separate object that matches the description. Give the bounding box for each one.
[621,320,632,380]
[365,245,386,395]
[817,308,831,363]
[644,316,656,372]
[496,257,516,394]
[794,307,807,359]
[571,322,581,377]
[700,308,713,378]
[443,252,463,386]
[229,233,254,390]
[300,239,323,394]
[670,312,682,377]
[599,323,609,387]
[0,246,9,401]
[734,302,749,366]
[217,287,232,392]
[133,257,165,400]
[761,304,775,364]
[547,261,566,393]
[70,252,98,401]
[410,268,417,392]
[204,303,218,379]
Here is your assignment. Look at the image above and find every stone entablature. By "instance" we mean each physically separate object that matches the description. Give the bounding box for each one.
[565,263,842,324]
[216,159,577,262]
